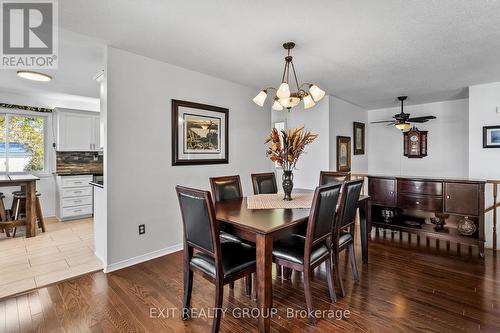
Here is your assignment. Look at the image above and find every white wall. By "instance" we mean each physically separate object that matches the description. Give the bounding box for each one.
[271,99,330,189]
[0,90,100,216]
[469,82,500,248]
[104,47,272,268]
[368,99,469,177]
[330,97,368,173]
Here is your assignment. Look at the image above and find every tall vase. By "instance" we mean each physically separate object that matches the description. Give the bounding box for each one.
[282,170,294,201]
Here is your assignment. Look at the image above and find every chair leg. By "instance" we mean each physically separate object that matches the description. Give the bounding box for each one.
[36,197,45,232]
[325,257,336,303]
[349,243,360,284]
[276,264,282,277]
[303,268,316,325]
[333,251,345,297]
[229,281,234,289]
[283,267,292,280]
[182,248,193,320]
[252,273,258,300]
[245,275,252,297]
[212,280,224,333]
[12,198,21,238]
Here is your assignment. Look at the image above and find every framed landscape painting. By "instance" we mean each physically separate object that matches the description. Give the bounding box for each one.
[336,136,351,172]
[483,126,500,148]
[172,99,229,165]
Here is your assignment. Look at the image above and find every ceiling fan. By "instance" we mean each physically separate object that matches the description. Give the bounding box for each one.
[371,96,436,130]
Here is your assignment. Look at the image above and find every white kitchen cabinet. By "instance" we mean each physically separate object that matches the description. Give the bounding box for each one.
[56,174,93,221]
[54,108,101,151]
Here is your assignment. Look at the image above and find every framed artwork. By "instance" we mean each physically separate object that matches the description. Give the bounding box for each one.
[172,99,229,165]
[336,136,351,172]
[353,122,365,155]
[483,126,500,148]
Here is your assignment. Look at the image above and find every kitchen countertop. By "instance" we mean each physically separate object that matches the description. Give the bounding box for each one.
[55,172,103,176]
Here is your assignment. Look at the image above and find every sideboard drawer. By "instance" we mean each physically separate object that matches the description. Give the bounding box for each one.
[398,180,443,196]
[398,194,443,212]
[368,177,396,207]
[61,187,92,198]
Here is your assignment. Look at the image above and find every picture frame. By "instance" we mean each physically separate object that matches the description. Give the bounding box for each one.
[172,99,229,165]
[483,126,500,148]
[336,136,351,172]
[353,122,365,155]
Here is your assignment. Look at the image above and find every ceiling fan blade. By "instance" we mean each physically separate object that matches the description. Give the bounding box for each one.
[386,122,396,126]
[370,120,394,124]
[407,116,436,123]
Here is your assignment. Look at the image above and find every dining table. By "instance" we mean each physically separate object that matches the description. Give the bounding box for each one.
[215,190,370,333]
[0,174,39,238]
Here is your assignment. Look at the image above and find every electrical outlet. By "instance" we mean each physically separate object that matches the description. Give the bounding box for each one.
[138,224,145,235]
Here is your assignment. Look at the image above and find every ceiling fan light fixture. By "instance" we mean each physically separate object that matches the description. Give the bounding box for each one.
[252,90,268,107]
[309,84,325,102]
[303,94,316,109]
[395,122,411,131]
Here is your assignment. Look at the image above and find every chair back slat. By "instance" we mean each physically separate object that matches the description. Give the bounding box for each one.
[210,175,243,202]
[176,186,220,256]
[251,172,278,194]
[319,171,351,185]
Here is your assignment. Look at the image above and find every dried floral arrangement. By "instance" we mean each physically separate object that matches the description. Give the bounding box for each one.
[265,126,318,171]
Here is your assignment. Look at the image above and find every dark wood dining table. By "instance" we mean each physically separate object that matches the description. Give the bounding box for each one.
[215,191,370,333]
[0,174,39,238]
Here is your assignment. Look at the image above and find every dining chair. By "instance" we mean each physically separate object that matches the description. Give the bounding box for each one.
[176,186,256,333]
[331,179,363,297]
[209,175,251,291]
[251,172,278,195]
[272,183,342,324]
[319,171,351,185]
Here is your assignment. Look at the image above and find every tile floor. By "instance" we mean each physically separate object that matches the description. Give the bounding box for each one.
[0,217,102,299]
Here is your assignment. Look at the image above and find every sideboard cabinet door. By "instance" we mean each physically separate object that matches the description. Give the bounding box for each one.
[368,178,396,207]
[444,182,479,216]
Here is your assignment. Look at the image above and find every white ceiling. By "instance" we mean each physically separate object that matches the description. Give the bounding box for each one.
[54,1,500,108]
[0,29,104,102]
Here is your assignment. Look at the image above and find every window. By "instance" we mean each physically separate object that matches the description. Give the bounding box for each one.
[0,113,47,173]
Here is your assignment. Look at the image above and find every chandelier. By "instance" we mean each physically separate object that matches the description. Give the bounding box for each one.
[253,42,325,111]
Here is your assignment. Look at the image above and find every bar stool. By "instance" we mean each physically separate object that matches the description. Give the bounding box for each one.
[0,192,9,237]
[11,190,46,237]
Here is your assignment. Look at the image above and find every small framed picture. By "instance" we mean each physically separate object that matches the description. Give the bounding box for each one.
[483,126,500,148]
[172,99,229,165]
[336,136,351,172]
[353,122,365,155]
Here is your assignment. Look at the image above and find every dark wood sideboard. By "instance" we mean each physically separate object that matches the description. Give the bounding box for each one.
[367,176,485,257]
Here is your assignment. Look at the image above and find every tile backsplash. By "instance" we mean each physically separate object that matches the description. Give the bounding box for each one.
[56,152,103,174]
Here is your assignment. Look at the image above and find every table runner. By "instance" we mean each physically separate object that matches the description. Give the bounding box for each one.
[247,193,313,209]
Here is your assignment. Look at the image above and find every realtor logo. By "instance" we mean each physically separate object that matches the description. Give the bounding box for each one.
[1,0,58,69]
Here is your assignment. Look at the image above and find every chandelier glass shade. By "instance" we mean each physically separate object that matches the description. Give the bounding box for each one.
[253,42,325,111]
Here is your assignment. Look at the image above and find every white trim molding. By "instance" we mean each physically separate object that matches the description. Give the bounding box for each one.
[104,243,183,273]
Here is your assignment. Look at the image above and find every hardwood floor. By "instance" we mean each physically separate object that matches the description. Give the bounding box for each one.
[1,229,499,332]
[0,217,102,299]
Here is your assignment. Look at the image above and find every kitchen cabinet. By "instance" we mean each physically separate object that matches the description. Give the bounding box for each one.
[55,174,93,221]
[54,108,101,151]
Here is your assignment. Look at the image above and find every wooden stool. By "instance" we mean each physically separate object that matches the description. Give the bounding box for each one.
[11,191,45,237]
[0,192,10,237]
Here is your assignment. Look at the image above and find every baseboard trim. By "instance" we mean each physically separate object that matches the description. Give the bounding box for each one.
[104,243,183,273]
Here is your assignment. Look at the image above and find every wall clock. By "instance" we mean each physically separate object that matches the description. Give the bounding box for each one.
[403,127,428,158]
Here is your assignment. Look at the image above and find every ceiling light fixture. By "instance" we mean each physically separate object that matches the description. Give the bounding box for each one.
[17,70,52,82]
[253,42,325,111]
